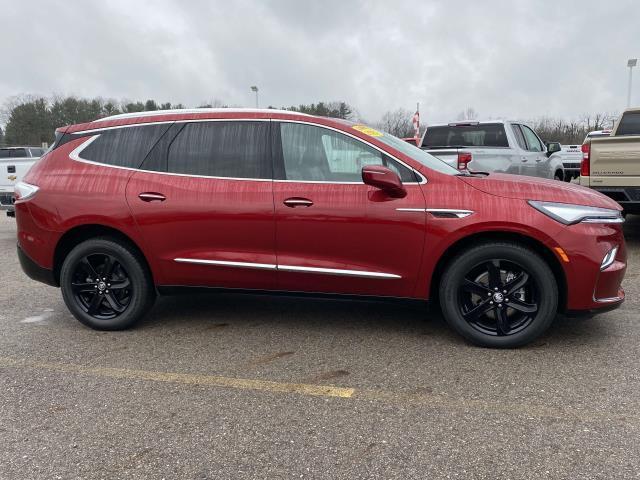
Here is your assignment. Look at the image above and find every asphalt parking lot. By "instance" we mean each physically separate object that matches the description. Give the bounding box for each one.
[0,214,639,479]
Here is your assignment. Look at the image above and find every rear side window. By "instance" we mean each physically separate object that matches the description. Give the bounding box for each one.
[167,121,270,179]
[79,124,170,168]
[422,124,508,148]
[0,148,28,158]
[616,112,640,135]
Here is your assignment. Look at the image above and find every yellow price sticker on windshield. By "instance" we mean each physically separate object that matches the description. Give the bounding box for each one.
[352,125,383,137]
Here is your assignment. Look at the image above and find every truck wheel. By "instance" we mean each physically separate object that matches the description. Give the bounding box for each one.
[60,238,155,330]
[554,171,563,181]
[439,242,558,348]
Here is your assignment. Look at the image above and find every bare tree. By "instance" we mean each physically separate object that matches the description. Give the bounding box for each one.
[376,108,415,137]
[456,107,479,121]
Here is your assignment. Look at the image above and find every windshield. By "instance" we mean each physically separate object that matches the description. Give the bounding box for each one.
[348,124,459,176]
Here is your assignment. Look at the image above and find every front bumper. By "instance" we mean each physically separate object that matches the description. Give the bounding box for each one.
[554,221,626,314]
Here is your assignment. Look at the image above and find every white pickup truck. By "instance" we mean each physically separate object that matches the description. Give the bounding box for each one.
[419,120,565,180]
[0,146,45,216]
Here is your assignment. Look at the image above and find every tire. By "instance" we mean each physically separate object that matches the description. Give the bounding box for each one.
[439,242,558,348]
[554,171,563,181]
[60,238,155,330]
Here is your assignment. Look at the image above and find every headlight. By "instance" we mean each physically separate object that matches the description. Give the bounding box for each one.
[14,181,39,202]
[528,201,624,225]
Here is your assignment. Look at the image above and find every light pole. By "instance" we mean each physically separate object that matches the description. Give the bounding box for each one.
[250,86,259,108]
[627,59,637,108]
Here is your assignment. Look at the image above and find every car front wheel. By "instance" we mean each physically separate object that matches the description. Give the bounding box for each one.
[60,238,155,330]
[439,242,558,348]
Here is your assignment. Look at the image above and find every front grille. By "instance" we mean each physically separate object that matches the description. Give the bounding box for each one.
[0,193,14,206]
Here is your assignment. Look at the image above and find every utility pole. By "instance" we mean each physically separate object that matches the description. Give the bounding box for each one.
[250,86,259,108]
[627,59,637,108]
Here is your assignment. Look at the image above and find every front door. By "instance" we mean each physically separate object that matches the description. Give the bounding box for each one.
[126,120,277,290]
[272,122,426,298]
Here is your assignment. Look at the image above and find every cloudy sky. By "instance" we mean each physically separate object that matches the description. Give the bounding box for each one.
[1,0,638,124]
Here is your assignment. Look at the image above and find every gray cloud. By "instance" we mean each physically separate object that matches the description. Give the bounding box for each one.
[1,0,638,124]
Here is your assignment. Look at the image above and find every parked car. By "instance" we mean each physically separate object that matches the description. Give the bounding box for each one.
[0,146,45,216]
[15,109,626,347]
[550,144,582,182]
[420,120,565,180]
[580,109,640,214]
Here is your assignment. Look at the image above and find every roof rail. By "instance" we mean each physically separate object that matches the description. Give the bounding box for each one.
[92,108,312,123]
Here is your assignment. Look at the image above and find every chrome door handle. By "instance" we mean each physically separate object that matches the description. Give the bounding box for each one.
[283,197,313,207]
[138,192,166,202]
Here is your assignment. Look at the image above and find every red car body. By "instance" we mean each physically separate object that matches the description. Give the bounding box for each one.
[14,109,626,345]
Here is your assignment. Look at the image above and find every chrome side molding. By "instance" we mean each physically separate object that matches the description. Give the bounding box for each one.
[396,208,474,218]
[173,258,401,279]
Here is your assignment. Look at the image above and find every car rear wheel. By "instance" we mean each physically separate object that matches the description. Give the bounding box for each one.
[439,242,558,348]
[60,238,155,330]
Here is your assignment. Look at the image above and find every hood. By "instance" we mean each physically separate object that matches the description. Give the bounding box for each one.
[459,173,622,210]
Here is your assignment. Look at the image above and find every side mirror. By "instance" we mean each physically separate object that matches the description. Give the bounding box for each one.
[362,165,406,198]
[546,142,561,157]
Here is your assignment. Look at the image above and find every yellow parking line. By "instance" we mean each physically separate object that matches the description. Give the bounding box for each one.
[0,356,637,424]
[0,356,355,399]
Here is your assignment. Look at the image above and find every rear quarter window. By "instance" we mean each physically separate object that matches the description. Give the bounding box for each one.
[78,124,171,168]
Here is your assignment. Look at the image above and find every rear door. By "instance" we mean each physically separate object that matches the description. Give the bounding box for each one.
[126,120,277,290]
[591,111,640,180]
[272,121,426,298]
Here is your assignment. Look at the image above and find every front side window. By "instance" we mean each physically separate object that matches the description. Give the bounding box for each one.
[520,125,544,152]
[167,122,270,179]
[80,124,170,168]
[278,123,415,182]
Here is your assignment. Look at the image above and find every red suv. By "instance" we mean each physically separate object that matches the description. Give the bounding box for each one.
[14,109,627,347]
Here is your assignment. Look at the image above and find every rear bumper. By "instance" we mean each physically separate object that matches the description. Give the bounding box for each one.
[590,187,640,213]
[17,243,57,287]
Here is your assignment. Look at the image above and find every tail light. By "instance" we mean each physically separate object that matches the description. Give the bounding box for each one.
[14,181,39,203]
[580,142,590,176]
[457,152,472,170]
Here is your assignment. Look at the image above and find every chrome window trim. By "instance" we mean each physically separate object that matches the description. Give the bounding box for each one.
[173,258,401,279]
[68,118,427,185]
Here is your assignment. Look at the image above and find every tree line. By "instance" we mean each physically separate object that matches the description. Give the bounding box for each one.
[0,95,618,147]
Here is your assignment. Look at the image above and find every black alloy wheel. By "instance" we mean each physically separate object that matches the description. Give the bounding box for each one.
[60,238,155,330]
[439,242,558,348]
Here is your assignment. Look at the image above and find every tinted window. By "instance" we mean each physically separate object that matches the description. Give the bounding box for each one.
[511,125,527,150]
[616,112,640,135]
[167,122,270,178]
[422,124,508,148]
[80,124,170,168]
[279,123,415,182]
[520,125,543,152]
[0,150,10,158]
[29,148,44,157]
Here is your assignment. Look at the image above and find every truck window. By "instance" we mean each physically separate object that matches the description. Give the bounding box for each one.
[520,125,544,152]
[616,112,640,135]
[422,123,508,148]
[511,125,528,150]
